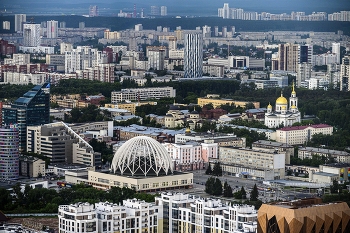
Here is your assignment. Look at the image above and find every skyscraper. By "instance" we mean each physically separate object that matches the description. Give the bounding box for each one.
[184,31,203,79]
[2,82,50,150]
[150,6,160,16]
[15,14,26,32]
[223,3,230,19]
[160,6,167,16]
[277,43,299,72]
[332,42,341,64]
[89,5,98,17]
[0,126,19,180]
[46,20,58,38]
[23,23,41,47]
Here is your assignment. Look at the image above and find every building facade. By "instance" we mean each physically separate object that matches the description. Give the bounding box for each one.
[184,31,203,78]
[2,82,50,150]
[47,20,58,38]
[23,23,41,47]
[0,126,19,180]
[340,55,350,91]
[111,87,176,103]
[15,14,26,32]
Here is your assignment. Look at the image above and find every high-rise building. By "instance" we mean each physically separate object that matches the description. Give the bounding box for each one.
[297,63,312,87]
[202,25,211,38]
[23,23,41,47]
[46,20,58,38]
[79,22,85,29]
[150,6,159,16]
[89,5,98,17]
[184,31,203,78]
[340,55,350,91]
[65,46,104,73]
[223,3,230,19]
[168,36,177,50]
[298,44,313,64]
[160,6,167,16]
[277,43,299,72]
[2,82,50,150]
[59,21,66,28]
[332,42,341,64]
[146,46,166,70]
[2,21,10,30]
[0,126,19,180]
[15,14,26,32]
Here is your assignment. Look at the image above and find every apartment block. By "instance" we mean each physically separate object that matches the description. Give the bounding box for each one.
[298,147,350,163]
[252,140,294,164]
[19,156,46,178]
[197,96,260,109]
[275,124,333,145]
[111,87,176,103]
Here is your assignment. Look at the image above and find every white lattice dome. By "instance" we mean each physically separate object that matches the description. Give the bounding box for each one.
[111,136,173,176]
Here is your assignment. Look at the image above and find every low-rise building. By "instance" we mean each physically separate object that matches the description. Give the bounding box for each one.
[198,96,260,109]
[275,124,333,145]
[252,140,294,165]
[19,156,46,178]
[111,87,176,103]
[310,163,350,184]
[218,147,286,180]
[298,147,350,163]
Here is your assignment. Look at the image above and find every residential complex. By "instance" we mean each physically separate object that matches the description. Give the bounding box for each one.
[58,193,258,233]
[298,147,350,163]
[184,31,203,78]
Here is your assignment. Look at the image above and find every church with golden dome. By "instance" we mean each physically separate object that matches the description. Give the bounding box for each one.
[264,82,301,128]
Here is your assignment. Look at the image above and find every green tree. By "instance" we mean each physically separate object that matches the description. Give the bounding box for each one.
[212,162,222,176]
[241,186,247,199]
[213,178,223,196]
[205,163,212,175]
[250,184,259,201]
[205,177,215,195]
[330,179,341,194]
[223,181,233,197]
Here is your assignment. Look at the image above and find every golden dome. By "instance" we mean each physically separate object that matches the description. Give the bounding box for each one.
[281,106,287,110]
[276,96,288,105]
[185,128,191,134]
[291,80,296,95]
[267,103,272,109]
[291,105,297,109]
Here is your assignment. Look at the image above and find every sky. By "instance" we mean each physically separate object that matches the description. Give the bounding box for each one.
[1,0,350,16]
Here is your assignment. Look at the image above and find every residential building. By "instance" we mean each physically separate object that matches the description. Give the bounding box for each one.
[2,82,50,150]
[252,140,294,164]
[0,126,19,180]
[111,87,176,103]
[160,6,167,16]
[275,124,333,145]
[155,192,257,233]
[65,46,106,73]
[46,20,58,38]
[202,64,224,77]
[4,54,30,65]
[332,42,341,64]
[19,156,46,178]
[15,14,26,32]
[147,46,166,70]
[2,21,10,30]
[277,43,299,72]
[23,23,41,47]
[298,147,350,163]
[310,163,350,183]
[340,55,350,91]
[257,198,350,233]
[89,5,98,17]
[197,96,260,109]
[184,31,203,78]
[106,101,157,115]
[27,122,102,167]
[218,147,285,180]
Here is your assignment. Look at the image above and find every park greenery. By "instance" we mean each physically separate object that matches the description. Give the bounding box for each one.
[205,177,223,196]
[0,183,157,213]
[233,186,247,199]
[205,162,223,176]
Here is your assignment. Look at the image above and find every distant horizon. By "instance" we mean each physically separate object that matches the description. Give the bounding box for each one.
[1,0,349,16]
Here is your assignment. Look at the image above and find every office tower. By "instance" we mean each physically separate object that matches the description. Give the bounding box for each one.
[160,6,167,16]
[2,82,50,151]
[340,56,350,91]
[46,20,58,38]
[332,42,341,64]
[15,14,26,32]
[3,21,10,30]
[298,44,313,64]
[278,43,299,72]
[23,23,41,47]
[150,6,159,16]
[59,21,66,28]
[184,31,203,78]
[79,22,85,29]
[89,5,98,17]
[297,63,312,87]
[223,3,230,19]
[0,126,19,180]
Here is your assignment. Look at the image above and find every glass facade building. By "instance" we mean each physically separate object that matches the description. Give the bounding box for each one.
[0,126,19,180]
[184,31,203,79]
[2,83,50,151]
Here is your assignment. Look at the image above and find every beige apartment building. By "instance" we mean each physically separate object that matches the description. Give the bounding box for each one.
[197,96,260,109]
[275,124,333,145]
[19,156,46,178]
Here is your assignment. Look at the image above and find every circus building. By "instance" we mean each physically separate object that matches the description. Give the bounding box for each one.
[88,136,193,191]
[257,198,350,233]
[264,82,301,128]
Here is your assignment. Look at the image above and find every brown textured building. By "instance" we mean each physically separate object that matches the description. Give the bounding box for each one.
[258,198,350,233]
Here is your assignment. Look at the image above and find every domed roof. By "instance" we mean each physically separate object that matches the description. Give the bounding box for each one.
[276,93,288,105]
[111,136,173,177]
[291,105,297,109]
[267,103,272,109]
[185,128,191,134]
[281,106,287,110]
